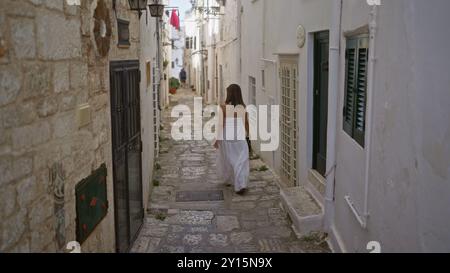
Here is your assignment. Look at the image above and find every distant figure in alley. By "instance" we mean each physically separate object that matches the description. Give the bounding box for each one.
[179,68,187,88]
[214,84,250,195]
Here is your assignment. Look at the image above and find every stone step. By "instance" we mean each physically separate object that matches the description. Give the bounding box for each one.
[147,203,170,215]
[280,186,324,238]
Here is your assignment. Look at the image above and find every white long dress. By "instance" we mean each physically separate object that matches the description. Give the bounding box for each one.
[217,117,250,192]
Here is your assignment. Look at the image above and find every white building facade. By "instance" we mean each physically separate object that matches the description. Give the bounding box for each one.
[234,0,450,253]
[170,26,185,80]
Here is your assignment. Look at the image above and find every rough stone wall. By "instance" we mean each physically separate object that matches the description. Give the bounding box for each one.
[0,0,140,252]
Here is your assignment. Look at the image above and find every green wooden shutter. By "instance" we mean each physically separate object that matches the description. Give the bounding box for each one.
[343,35,369,147]
[344,39,357,136]
[354,39,369,147]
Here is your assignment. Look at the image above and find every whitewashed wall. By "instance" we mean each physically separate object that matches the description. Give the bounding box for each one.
[205,8,220,104]
[240,0,332,184]
[217,0,241,91]
[238,0,450,253]
[139,8,159,212]
[332,0,450,253]
[171,28,184,79]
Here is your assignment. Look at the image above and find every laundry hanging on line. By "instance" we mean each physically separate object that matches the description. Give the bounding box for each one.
[170,9,180,30]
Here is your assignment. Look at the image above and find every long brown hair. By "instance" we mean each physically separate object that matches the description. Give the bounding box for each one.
[225,84,246,107]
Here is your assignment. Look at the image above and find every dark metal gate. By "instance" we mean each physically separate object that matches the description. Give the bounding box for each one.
[110,60,144,253]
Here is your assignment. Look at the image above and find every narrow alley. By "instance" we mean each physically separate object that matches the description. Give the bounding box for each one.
[130,89,329,253]
[1,0,450,255]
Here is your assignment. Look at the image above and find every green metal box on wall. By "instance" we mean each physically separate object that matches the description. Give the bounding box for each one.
[75,164,109,244]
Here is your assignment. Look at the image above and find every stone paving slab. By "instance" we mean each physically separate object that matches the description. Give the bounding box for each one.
[131,89,331,253]
[176,190,224,202]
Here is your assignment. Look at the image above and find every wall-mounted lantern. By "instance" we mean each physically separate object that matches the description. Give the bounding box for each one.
[148,0,165,18]
[128,0,147,18]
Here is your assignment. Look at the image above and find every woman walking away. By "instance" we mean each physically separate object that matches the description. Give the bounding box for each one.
[214,84,250,195]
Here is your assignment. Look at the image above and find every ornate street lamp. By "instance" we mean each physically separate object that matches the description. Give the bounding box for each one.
[148,0,165,18]
[127,0,147,17]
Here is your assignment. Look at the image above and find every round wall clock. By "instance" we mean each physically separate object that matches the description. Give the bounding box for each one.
[297,25,306,48]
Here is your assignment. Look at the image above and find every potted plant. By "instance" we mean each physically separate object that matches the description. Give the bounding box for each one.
[169,77,180,95]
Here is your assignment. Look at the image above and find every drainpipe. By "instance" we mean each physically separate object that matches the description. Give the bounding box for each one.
[362,5,379,229]
[156,17,162,112]
[262,0,266,59]
[324,0,343,232]
[236,0,242,85]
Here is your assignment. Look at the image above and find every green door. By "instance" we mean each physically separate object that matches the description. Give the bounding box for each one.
[313,31,329,177]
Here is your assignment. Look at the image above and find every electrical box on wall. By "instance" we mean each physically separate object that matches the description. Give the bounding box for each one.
[76,104,91,128]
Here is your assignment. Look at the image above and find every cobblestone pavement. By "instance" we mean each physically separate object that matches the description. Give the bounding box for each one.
[131,89,330,253]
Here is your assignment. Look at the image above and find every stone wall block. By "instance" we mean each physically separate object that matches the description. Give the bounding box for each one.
[0,185,17,218]
[80,9,91,37]
[22,63,51,99]
[92,109,106,133]
[88,67,103,93]
[28,196,53,227]
[12,121,51,150]
[0,128,10,146]
[12,155,33,182]
[0,154,33,185]
[91,93,108,111]
[17,176,40,208]
[3,101,36,128]
[70,62,88,89]
[5,237,30,253]
[0,208,27,251]
[62,156,75,177]
[44,0,64,11]
[0,156,13,186]
[53,62,70,93]
[64,0,80,16]
[30,219,55,252]
[10,17,36,59]
[29,0,43,6]
[5,1,36,17]
[59,93,77,112]
[36,11,81,60]
[0,66,22,106]
[37,96,58,118]
[53,112,76,139]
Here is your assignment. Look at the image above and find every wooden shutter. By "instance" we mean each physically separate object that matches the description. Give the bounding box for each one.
[343,35,369,147]
[354,39,369,147]
[343,39,357,135]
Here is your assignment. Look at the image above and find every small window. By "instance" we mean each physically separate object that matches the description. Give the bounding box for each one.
[343,35,369,147]
[117,19,130,47]
[185,37,191,49]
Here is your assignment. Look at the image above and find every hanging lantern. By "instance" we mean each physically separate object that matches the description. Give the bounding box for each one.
[149,0,165,17]
[128,0,147,11]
